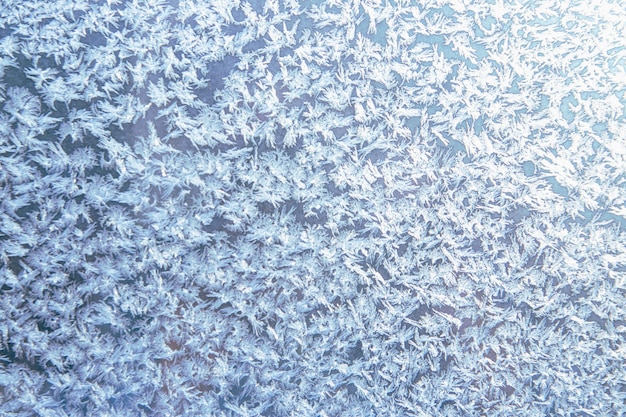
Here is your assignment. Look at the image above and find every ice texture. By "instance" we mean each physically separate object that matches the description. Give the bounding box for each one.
[1,1,626,416]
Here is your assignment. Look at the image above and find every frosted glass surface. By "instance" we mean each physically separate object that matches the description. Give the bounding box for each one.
[1,1,626,416]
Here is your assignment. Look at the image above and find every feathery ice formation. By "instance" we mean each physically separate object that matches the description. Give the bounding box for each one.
[1,0,626,416]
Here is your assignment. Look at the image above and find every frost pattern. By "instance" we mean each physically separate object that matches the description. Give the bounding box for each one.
[1,0,626,416]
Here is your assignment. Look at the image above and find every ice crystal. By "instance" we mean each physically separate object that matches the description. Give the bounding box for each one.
[1,0,626,416]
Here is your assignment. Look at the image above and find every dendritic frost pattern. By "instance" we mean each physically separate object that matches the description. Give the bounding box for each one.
[1,0,626,416]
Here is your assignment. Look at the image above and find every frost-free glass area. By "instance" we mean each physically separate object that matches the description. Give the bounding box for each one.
[1,0,626,416]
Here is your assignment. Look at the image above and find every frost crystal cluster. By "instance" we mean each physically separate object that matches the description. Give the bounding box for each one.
[2,0,626,416]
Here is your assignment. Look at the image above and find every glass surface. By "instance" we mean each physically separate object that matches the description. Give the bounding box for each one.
[1,1,625,415]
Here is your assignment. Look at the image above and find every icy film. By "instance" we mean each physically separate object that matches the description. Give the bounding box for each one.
[1,0,626,416]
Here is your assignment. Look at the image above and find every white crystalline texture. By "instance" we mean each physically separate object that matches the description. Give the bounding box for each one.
[1,0,626,416]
